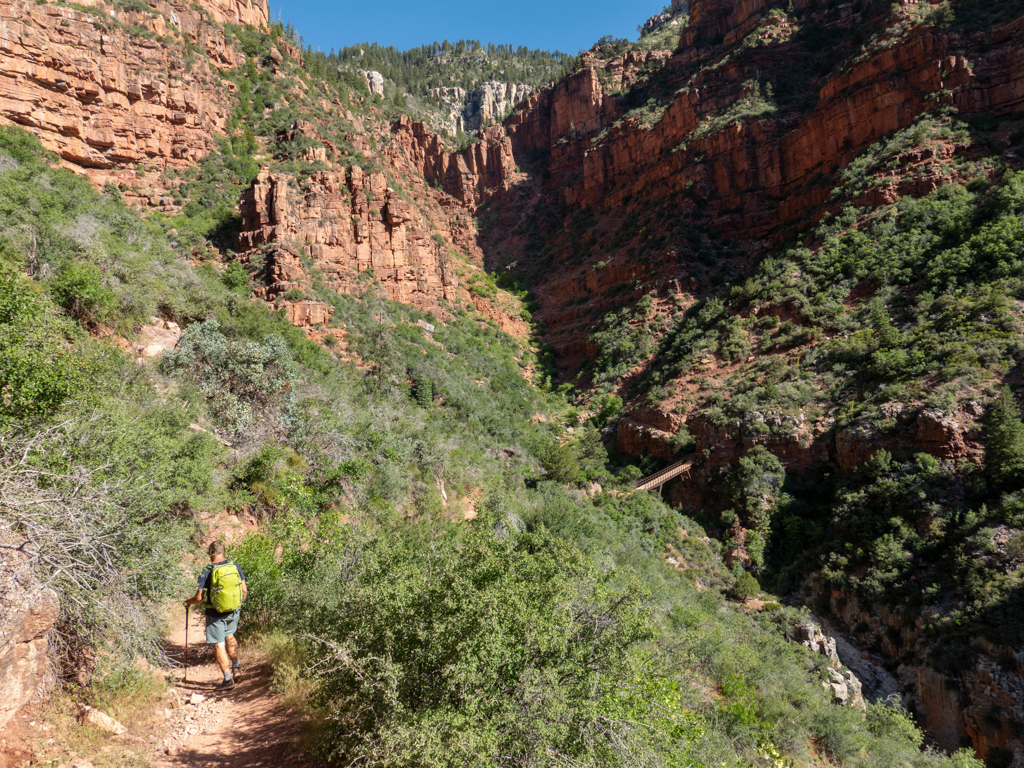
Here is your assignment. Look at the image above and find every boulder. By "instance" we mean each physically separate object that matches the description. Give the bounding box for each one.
[77,704,127,735]
[796,620,840,665]
[359,70,385,97]
[135,318,182,358]
[796,619,866,709]
[0,534,60,731]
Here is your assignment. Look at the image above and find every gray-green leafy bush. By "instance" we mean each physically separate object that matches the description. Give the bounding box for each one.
[0,272,89,426]
[161,319,298,442]
[0,374,209,674]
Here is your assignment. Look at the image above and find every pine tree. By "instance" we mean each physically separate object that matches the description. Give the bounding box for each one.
[414,378,432,408]
[985,387,1024,488]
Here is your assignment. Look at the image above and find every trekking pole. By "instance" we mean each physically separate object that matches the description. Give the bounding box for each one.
[184,604,189,683]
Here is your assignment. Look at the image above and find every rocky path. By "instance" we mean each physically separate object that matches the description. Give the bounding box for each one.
[149,609,313,768]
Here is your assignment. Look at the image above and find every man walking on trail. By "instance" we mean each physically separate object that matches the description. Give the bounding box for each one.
[185,540,247,689]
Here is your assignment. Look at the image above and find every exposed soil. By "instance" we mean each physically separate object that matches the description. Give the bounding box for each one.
[150,609,316,768]
[1,602,314,768]
[0,705,40,768]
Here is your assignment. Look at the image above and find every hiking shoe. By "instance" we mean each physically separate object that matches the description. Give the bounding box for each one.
[231,665,241,681]
[216,677,235,690]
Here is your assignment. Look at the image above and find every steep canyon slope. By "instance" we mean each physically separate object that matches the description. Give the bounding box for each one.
[471,0,1024,763]
[2,0,1023,764]
[0,0,527,328]
[0,0,267,177]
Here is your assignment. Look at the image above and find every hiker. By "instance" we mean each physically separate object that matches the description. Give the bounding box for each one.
[185,540,247,689]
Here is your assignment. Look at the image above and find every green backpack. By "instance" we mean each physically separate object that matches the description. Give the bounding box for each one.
[208,560,243,613]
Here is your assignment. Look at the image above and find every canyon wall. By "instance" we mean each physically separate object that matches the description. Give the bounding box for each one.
[0,0,509,326]
[234,116,510,319]
[231,111,538,330]
[496,0,1024,380]
[0,0,266,182]
[236,162,462,316]
[507,3,1024,245]
[821,587,1024,765]
[490,0,1024,431]
[478,1,1024,761]
[391,114,517,205]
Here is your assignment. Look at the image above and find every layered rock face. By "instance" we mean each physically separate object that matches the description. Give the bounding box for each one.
[0,0,266,179]
[490,0,1024,461]
[428,81,532,135]
[508,6,1022,238]
[392,114,516,205]
[236,162,462,316]
[617,398,985,501]
[232,111,530,325]
[498,0,1024,371]
[0,534,60,732]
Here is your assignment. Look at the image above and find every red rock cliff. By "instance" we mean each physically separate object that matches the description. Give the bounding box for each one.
[391,114,517,205]
[0,0,266,178]
[236,162,463,315]
[506,2,1023,241]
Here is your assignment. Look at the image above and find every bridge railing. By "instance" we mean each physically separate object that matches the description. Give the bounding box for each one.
[635,457,695,493]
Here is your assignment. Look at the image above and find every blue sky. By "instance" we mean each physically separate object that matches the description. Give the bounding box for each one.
[267,0,663,55]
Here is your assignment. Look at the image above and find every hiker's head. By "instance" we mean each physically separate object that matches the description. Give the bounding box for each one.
[207,540,226,560]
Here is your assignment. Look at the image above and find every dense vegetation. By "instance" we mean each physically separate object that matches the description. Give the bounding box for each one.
[0,117,983,766]
[466,5,1024,757]
[6,0,1024,761]
[237,484,985,768]
[605,115,1024,655]
[328,40,575,99]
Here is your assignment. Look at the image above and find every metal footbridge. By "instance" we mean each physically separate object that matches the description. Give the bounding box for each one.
[635,457,696,493]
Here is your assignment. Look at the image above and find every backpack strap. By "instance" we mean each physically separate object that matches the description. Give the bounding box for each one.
[201,563,214,607]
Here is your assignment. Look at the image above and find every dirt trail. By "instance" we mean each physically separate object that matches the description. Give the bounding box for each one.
[149,609,313,768]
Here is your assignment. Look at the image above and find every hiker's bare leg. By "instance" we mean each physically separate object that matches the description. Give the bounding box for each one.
[226,634,238,663]
[214,641,231,674]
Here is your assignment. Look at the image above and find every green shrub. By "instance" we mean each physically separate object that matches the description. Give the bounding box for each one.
[0,385,201,671]
[595,394,623,427]
[727,446,785,529]
[669,423,696,453]
[866,700,923,748]
[589,305,656,387]
[414,377,433,408]
[730,571,760,600]
[985,387,1024,489]
[262,525,705,768]
[222,261,251,292]
[49,261,117,321]
[0,273,87,425]
[541,441,581,485]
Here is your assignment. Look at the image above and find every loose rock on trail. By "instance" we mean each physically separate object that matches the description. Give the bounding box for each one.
[150,609,312,768]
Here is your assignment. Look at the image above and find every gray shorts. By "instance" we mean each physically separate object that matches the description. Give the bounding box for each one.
[205,609,240,644]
